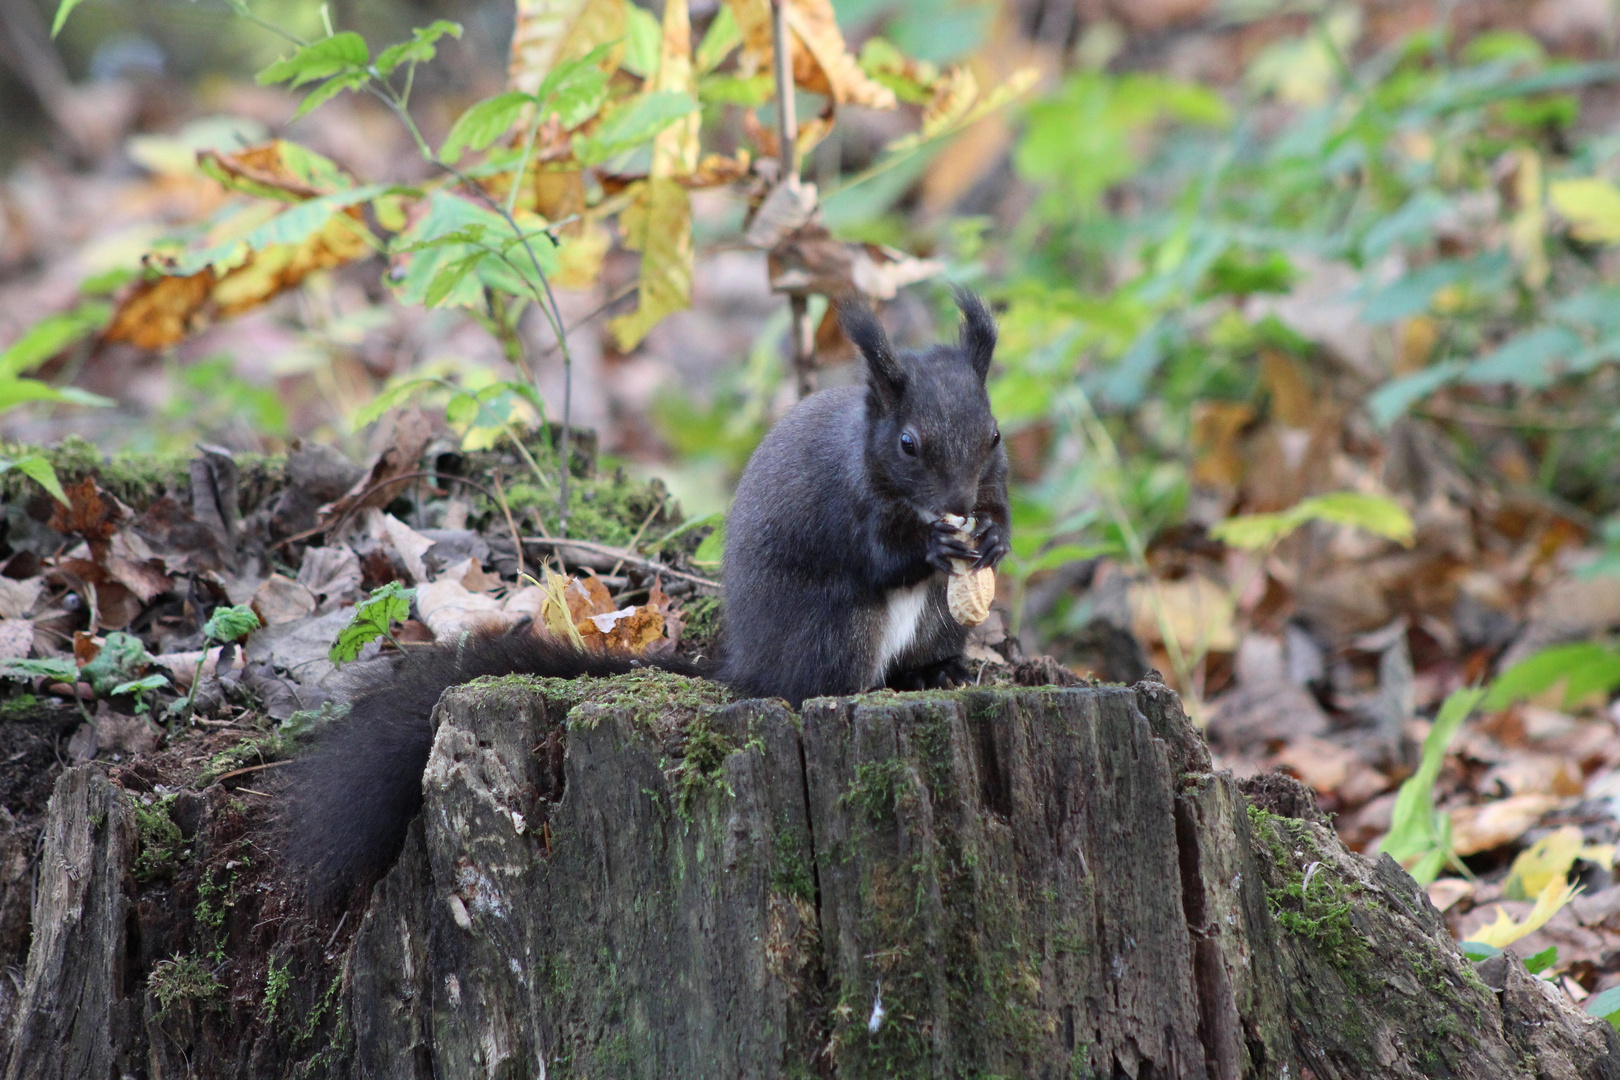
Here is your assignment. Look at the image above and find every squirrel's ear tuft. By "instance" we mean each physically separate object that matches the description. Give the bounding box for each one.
[953,287,997,382]
[839,299,906,403]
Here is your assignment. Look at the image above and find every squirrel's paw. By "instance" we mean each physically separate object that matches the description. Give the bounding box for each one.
[969,517,1010,570]
[927,520,980,574]
[886,656,970,692]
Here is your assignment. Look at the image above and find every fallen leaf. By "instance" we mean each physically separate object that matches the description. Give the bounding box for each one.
[1426,877,1474,914]
[102,271,215,349]
[1465,877,1583,950]
[1505,825,1585,899]
[0,619,33,660]
[0,577,42,619]
[1449,794,1563,856]
[251,574,318,627]
[416,576,511,638]
[1130,574,1237,654]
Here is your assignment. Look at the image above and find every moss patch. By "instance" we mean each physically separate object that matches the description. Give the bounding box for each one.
[133,794,186,882]
[148,953,224,1020]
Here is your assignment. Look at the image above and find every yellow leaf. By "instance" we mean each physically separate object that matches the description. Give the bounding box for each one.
[552,223,610,289]
[1504,824,1582,900]
[725,0,895,108]
[1507,148,1548,289]
[651,0,698,179]
[1549,177,1620,244]
[1578,842,1616,867]
[103,272,216,349]
[1466,877,1581,950]
[539,570,586,649]
[507,0,626,96]
[883,66,1039,156]
[608,176,692,350]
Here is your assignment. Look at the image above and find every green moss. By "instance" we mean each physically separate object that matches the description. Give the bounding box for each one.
[672,713,735,820]
[263,956,291,1027]
[0,435,285,510]
[680,594,722,645]
[133,794,186,882]
[503,470,676,550]
[771,815,815,903]
[148,953,223,1019]
[0,693,39,717]
[1247,807,1369,966]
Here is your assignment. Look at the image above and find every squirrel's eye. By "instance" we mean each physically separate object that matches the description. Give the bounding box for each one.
[990,428,1001,448]
[899,431,918,456]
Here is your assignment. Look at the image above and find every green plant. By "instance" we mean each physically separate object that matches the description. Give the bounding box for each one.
[175,605,262,723]
[148,953,224,1020]
[1375,686,1486,884]
[330,582,415,664]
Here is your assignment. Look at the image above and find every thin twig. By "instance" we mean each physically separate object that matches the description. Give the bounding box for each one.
[523,537,720,589]
[609,492,667,579]
[214,759,295,783]
[770,0,817,398]
[491,468,527,582]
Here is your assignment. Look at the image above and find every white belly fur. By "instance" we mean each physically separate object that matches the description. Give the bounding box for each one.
[874,581,930,681]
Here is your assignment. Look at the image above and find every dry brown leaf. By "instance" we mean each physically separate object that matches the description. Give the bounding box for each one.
[251,574,318,627]
[318,409,433,528]
[725,0,895,108]
[0,577,43,620]
[0,619,34,661]
[102,271,215,349]
[1190,401,1254,488]
[210,212,372,317]
[1449,794,1563,856]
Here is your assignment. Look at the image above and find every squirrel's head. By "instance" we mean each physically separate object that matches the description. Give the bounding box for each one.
[840,288,1002,522]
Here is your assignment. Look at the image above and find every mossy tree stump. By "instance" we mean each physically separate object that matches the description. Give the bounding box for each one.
[5,675,1617,1078]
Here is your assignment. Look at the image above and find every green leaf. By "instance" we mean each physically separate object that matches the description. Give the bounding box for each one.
[350,376,444,430]
[0,376,116,412]
[1017,543,1115,576]
[0,657,77,683]
[575,91,700,165]
[1586,985,1620,1027]
[1210,492,1414,551]
[112,674,170,696]
[621,3,663,78]
[440,91,535,162]
[1376,687,1487,884]
[695,3,740,73]
[1459,940,1502,962]
[1359,251,1512,325]
[50,0,86,37]
[1550,177,1620,243]
[1522,945,1558,975]
[533,46,613,130]
[1461,325,1580,390]
[0,454,68,503]
[164,184,392,277]
[424,250,486,308]
[80,632,155,696]
[258,32,371,88]
[1483,642,1620,711]
[1365,361,1466,428]
[1361,190,1451,258]
[374,20,463,76]
[291,69,373,122]
[0,302,113,378]
[330,582,416,665]
[203,605,261,644]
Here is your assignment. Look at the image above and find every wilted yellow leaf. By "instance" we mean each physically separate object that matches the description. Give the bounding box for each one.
[1466,877,1581,950]
[1504,824,1583,900]
[608,176,692,350]
[725,0,895,108]
[651,0,699,179]
[552,223,611,289]
[1130,574,1236,654]
[211,211,372,316]
[1549,177,1620,244]
[1507,148,1548,289]
[540,569,587,649]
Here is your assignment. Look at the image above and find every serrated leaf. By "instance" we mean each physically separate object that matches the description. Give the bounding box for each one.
[424,250,486,308]
[575,91,699,165]
[508,0,626,97]
[0,302,113,378]
[204,605,261,643]
[351,376,445,430]
[291,69,374,121]
[258,33,371,88]
[374,20,463,76]
[441,91,536,162]
[330,582,416,664]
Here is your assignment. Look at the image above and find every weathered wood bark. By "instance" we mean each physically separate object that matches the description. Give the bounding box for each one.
[2,768,138,1080]
[5,676,1618,1078]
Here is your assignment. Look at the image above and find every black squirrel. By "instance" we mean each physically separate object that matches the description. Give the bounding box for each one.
[286,290,1009,896]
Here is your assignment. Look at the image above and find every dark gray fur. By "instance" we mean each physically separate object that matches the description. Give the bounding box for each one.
[285,290,1008,900]
[719,288,1010,704]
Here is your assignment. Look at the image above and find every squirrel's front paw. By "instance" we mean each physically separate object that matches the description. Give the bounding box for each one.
[927,519,979,574]
[969,518,1010,570]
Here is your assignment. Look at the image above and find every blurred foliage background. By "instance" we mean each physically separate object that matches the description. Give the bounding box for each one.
[11,0,1620,994]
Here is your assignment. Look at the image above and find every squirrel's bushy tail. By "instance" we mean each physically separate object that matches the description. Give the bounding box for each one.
[283,628,699,904]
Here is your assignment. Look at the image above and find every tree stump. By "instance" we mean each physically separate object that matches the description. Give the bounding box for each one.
[4,675,1617,1078]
